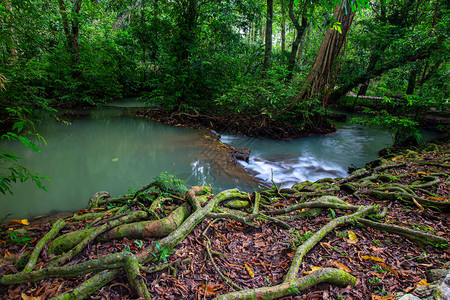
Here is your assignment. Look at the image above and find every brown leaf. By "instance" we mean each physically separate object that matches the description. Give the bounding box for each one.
[412,198,425,210]
[362,255,386,263]
[331,261,352,273]
[303,266,321,274]
[21,293,41,300]
[320,242,333,250]
[244,263,255,278]
[377,263,399,277]
[200,284,217,295]
[10,219,29,226]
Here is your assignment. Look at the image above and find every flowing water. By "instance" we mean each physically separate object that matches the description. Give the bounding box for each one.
[1,105,395,219]
[220,122,393,188]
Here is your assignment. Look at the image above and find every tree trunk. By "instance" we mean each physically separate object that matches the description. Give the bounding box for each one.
[294,0,355,106]
[57,0,82,73]
[356,45,387,96]
[328,46,435,102]
[262,0,273,74]
[281,0,286,52]
[406,65,418,95]
[286,0,308,82]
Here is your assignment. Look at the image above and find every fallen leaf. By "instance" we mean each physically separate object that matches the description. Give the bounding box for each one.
[10,219,29,226]
[362,255,386,263]
[320,242,333,250]
[244,263,255,278]
[332,261,352,273]
[416,171,428,176]
[304,266,322,274]
[427,196,444,201]
[21,293,41,300]
[215,232,229,244]
[111,158,119,162]
[346,230,358,244]
[224,261,243,269]
[200,284,217,295]
[377,263,399,277]
[412,198,424,210]
[416,279,430,287]
[418,263,433,267]
[403,286,415,293]
[371,295,394,300]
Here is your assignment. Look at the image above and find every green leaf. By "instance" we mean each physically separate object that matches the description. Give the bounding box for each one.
[12,122,25,133]
[18,136,40,152]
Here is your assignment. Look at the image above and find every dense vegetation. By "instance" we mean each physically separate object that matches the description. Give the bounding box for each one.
[0,0,449,192]
[0,1,449,298]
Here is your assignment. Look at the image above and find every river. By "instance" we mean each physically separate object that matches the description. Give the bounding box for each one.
[1,104,394,219]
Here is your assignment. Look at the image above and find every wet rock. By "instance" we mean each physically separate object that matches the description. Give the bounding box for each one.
[230,147,251,163]
[398,294,421,300]
[426,269,449,283]
[434,273,450,300]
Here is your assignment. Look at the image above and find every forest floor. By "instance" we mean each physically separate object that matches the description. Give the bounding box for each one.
[0,137,449,300]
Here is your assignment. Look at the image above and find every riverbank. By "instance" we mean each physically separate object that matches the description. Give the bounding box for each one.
[135,108,336,140]
[1,138,448,299]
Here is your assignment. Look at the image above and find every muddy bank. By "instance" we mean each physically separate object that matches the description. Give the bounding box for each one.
[136,109,336,140]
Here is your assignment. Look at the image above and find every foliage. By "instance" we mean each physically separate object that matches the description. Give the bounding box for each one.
[0,0,447,144]
[352,108,421,146]
[0,108,49,195]
[151,241,175,263]
[153,172,188,196]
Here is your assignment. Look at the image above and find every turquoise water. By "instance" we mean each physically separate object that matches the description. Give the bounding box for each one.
[1,106,396,219]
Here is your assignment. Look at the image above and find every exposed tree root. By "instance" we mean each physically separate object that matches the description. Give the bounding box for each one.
[1,143,449,299]
[358,218,448,247]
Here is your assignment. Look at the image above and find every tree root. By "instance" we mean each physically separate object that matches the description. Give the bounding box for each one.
[2,144,448,299]
[23,219,66,273]
[213,268,356,300]
[285,205,375,281]
[358,218,449,247]
[367,190,450,212]
[203,221,243,291]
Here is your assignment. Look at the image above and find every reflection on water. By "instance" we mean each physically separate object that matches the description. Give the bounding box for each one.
[220,123,393,187]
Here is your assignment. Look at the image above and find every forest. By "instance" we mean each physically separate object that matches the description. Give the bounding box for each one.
[0,0,449,299]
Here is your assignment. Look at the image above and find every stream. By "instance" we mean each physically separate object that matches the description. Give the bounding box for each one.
[1,104,394,219]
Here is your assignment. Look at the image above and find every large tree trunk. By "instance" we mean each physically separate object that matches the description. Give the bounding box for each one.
[286,0,308,82]
[262,0,273,74]
[294,0,354,106]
